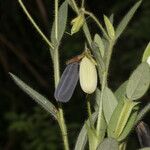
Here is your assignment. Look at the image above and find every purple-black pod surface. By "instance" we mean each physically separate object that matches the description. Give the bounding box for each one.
[54,62,79,102]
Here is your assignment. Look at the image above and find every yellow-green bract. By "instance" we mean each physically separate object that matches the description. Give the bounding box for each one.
[71,14,84,35]
[147,56,150,66]
[54,62,79,102]
[79,56,97,94]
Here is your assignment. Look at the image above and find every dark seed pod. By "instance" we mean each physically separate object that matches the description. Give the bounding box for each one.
[136,121,150,148]
[54,62,79,102]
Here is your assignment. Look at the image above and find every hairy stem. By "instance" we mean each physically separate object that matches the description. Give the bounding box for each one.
[96,40,115,147]
[54,0,69,150]
[18,0,54,50]
[86,95,93,126]
[83,10,109,40]
[55,0,58,41]
[57,106,70,150]
[81,0,85,8]
[69,0,79,14]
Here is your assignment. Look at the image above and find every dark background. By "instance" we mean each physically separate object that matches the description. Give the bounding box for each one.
[0,0,150,149]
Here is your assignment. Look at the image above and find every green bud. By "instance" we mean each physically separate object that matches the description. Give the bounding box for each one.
[142,42,150,63]
[79,56,97,94]
[71,14,84,35]
[147,56,150,66]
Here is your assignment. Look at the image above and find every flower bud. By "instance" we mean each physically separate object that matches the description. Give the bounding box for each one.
[71,14,84,35]
[79,56,97,94]
[54,62,79,102]
[147,56,150,66]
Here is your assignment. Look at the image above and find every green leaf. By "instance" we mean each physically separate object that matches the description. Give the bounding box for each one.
[86,124,98,150]
[116,0,142,39]
[10,73,57,119]
[107,100,124,138]
[142,42,150,63]
[108,100,139,141]
[104,15,115,39]
[83,22,92,46]
[118,105,139,141]
[139,148,150,150]
[94,89,106,142]
[126,62,150,100]
[97,138,119,150]
[74,112,98,150]
[103,87,118,124]
[135,102,150,124]
[94,34,105,57]
[91,42,105,84]
[115,81,128,102]
[109,14,114,24]
[94,88,101,111]
[114,101,139,138]
[51,0,68,45]
[91,42,105,70]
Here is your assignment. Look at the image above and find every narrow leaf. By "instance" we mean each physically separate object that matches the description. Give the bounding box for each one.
[83,22,92,46]
[107,100,124,138]
[94,89,106,142]
[86,124,98,150]
[10,73,57,119]
[104,15,115,39]
[74,112,98,150]
[118,105,139,141]
[115,81,128,102]
[51,0,68,44]
[91,42,105,70]
[142,42,150,63]
[94,34,105,57]
[103,87,118,124]
[91,42,105,84]
[126,62,150,100]
[94,88,101,111]
[97,138,119,150]
[139,148,150,150]
[114,101,139,137]
[116,0,142,39]
[109,14,114,24]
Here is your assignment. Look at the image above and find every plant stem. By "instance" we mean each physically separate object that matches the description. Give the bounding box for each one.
[81,0,85,8]
[55,0,58,41]
[18,0,54,50]
[54,46,60,87]
[69,0,79,14]
[96,39,115,146]
[69,0,92,46]
[54,0,69,150]
[83,10,109,40]
[57,106,70,150]
[96,71,106,135]
[53,32,70,150]
[105,40,115,84]
[86,95,93,126]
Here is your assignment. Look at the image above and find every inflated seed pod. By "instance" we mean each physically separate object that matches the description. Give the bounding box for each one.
[79,56,97,94]
[54,62,79,102]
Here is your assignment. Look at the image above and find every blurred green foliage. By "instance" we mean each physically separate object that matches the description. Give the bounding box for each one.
[0,0,150,149]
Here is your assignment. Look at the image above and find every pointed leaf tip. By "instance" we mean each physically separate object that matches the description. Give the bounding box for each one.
[104,15,115,39]
[10,73,57,119]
